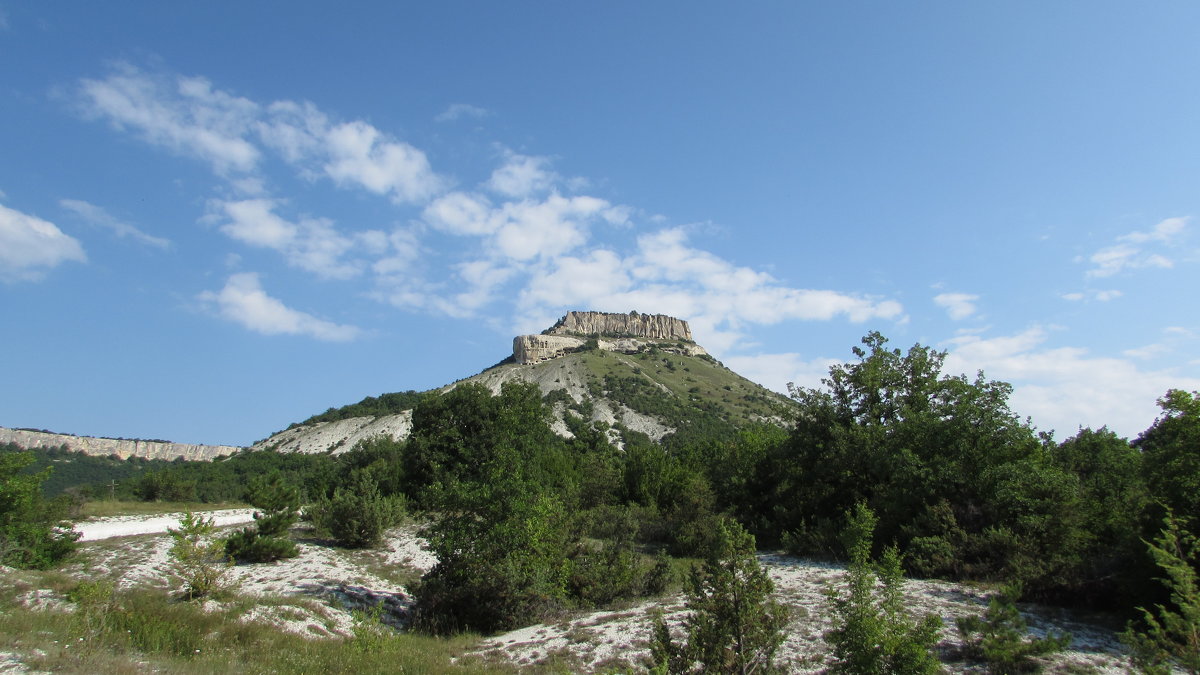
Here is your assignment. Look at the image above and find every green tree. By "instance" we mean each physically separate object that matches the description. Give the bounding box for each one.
[307,474,405,548]
[1122,512,1200,674]
[825,503,943,675]
[167,511,233,600]
[224,474,300,563]
[1138,390,1200,524]
[651,520,790,674]
[957,583,1071,674]
[0,451,78,568]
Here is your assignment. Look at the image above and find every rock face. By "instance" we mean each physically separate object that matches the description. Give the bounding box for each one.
[249,412,413,455]
[0,427,240,461]
[550,311,693,342]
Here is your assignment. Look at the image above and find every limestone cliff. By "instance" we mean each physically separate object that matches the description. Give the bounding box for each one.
[0,427,240,461]
[550,311,693,342]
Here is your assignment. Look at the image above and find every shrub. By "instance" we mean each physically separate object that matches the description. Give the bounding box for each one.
[650,520,789,674]
[167,511,233,600]
[224,474,300,563]
[957,583,1070,673]
[0,451,78,568]
[825,503,943,675]
[1121,512,1200,674]
[307,477,405,549]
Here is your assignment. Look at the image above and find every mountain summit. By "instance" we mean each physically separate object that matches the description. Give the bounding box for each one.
[255,311,789,455]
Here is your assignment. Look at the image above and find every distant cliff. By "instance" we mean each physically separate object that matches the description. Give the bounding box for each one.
[0,427,241,461]
[549,311,693,342]
[515,311,704,365]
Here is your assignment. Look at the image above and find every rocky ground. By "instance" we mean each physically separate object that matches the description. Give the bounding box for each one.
[6,510,1133,673]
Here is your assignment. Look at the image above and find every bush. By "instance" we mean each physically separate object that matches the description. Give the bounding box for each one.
[224,474,300,563]
[650,520,789,674]
[825,503,943,675]
[307,477,405,549]
[1122,512,1200,674]
[167,511,233,600]
[0,451,78,568]
[957,583,1070,673]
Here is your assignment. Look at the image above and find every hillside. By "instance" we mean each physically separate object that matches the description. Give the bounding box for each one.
[254,343,792,455]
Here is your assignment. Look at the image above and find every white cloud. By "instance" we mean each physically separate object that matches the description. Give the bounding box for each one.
[323,121,443,203]
[422,191,499,236]
[436,103,489,123]
[933,292,979,320]
[78,65,261,173]
[942,326,1200,438]
[60,199,170,249]
[1086,217,1188,278]
[493,194,612,261]
[0,203,87,281]
[211,198,374,280]
[198,272,359,341]
[1061,289,1122,302]
[486,152,557,198]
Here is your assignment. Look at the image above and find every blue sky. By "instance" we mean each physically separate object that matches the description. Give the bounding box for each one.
[2,3,1197,445]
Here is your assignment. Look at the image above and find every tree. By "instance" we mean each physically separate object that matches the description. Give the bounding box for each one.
[224,474,300,563]
[1138,390,1200,524]
[651,520,790,674]
[957,583,1070,673]
[825,503,943,675]
[411,471,571,634]
[307,474,404,548]
[167,511,233,600]
[0,451,78,568]
[1122,512,1200,674]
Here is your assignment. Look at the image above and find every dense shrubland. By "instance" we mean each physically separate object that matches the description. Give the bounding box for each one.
[4,331,1200,671]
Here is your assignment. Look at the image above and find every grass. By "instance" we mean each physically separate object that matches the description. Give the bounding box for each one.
[0,570,513,674]
[79,500,250,519]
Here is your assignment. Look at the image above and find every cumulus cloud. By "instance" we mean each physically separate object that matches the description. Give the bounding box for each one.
[435,103,489,122]
[942,326,1200,438]
[0,203,87,281]
[60,199,170,248]
[486,152,557,198]
[933,292,979,320]
[209,198,378,280]
[323,121,444,203]
[198,272,359,341]
[1086,217,1188,278]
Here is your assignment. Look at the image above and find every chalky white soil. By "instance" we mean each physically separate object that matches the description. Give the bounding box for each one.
[16,512,1134,673]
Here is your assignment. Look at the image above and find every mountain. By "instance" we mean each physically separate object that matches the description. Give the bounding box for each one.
[253,311,793,455]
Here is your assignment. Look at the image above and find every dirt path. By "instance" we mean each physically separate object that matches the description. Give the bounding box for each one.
[74,509,257,541]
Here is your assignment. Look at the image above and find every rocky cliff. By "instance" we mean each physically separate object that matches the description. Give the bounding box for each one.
[0,427,241,461]
[550,311,693,342]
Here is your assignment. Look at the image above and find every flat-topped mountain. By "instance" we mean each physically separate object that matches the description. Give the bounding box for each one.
[257,311,788,455]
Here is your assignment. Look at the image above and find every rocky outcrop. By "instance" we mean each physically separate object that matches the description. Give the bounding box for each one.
[0,427,240,461]
[550,311,693,342]
[513,333,707,365]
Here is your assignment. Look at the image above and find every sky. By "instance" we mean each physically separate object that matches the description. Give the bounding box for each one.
[1,3,1198,446]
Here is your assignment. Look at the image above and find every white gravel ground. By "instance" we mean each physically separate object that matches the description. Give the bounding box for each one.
[17,513,1137,673]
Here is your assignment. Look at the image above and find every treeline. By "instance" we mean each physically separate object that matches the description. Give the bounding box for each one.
[293,390,427,427]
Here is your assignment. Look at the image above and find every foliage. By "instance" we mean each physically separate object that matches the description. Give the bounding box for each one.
[1138,390,1200,524]
[0,450,78,568]
[166,511,233,600]
[1122,512,1200,674]
[224,474,300,563]
[297,389,427,426]
[651,520,789,674]
[412,477,572,635]
[825,503,943,675]
[957,583,1070,674]
[307,475,405,548]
